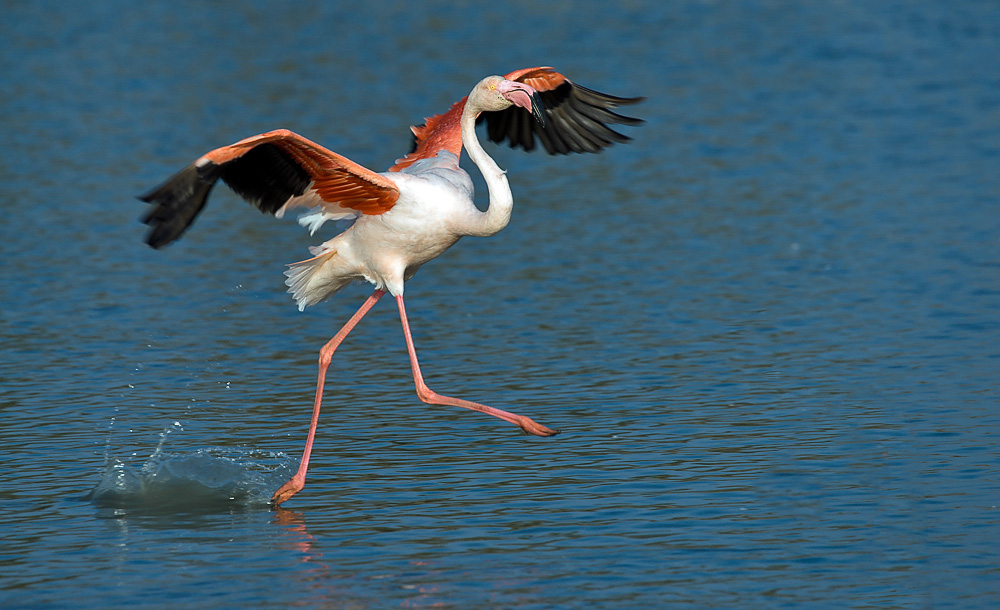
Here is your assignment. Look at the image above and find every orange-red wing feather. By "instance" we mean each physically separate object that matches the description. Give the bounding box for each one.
[389,99,466,172]
[389,67,570,172]
[140,129,399,248]
[487,68,644,155]
[503,66,567,91]
[206,129,399,216]
[389,67,641,172]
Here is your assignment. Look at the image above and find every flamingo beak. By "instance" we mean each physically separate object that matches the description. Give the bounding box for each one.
[501,81,546,128]
[529,90,546,128]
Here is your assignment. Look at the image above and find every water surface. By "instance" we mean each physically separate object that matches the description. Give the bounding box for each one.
[1,1,998,608]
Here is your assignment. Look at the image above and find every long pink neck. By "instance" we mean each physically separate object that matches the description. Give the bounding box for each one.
[458,103,513,237]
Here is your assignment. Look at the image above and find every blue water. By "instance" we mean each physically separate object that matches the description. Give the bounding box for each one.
[2,1,999,608]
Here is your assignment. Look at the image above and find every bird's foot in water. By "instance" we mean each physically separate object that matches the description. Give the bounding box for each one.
[517,416,559,437]
[270,475,305,506]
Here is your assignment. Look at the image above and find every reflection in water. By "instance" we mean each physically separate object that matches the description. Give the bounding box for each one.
[273,507,320,558]
[272,508,336,604]
[272,509,458,608]
[89,423,296,514]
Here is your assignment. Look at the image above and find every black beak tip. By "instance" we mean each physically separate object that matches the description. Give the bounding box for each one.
[531,91,546,128]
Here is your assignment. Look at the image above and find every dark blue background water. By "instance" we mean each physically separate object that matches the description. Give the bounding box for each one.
[2,2,998,608]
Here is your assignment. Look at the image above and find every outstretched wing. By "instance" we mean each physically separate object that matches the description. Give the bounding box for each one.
[485,66,644,155]
[390,66,643,171]
[139,129,399,248]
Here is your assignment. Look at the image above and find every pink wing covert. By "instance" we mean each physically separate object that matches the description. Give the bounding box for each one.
[389,66,641,172]
[141,129,399,248]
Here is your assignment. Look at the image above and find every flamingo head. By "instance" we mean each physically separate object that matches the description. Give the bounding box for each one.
[472,76,546,128]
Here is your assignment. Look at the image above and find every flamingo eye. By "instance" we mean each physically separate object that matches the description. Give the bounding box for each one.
[489,82,496,90]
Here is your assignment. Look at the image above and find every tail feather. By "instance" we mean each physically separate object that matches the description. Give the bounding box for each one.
[283,249,350,311]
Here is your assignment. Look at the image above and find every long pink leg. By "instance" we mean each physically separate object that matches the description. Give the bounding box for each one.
[271,289,385,505]
[395,294,558,437]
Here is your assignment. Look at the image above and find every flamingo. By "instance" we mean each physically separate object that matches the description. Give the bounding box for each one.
[139,67,642,505]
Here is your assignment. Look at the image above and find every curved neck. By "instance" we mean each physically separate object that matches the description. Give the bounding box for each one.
[459,105,513,237]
